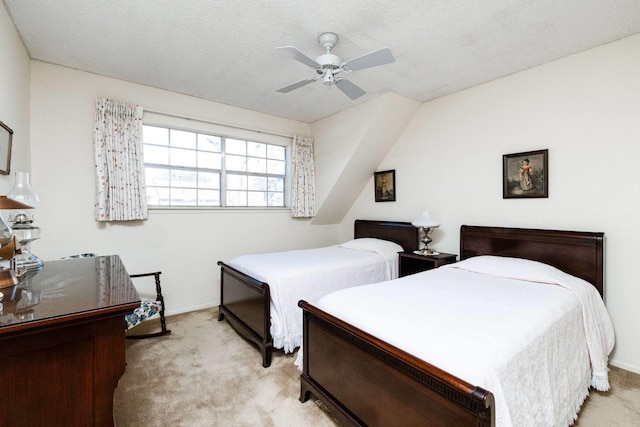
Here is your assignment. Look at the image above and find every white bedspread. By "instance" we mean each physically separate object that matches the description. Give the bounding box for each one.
[228,239,401,353]
[315,256,615,427]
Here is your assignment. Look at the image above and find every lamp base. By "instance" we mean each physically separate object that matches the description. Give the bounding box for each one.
[413,249,440,256]
[415,226,439,256]
[13,251,44,272]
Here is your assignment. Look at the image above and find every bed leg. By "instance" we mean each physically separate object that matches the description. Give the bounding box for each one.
[299,374,313,403]
[217,306,225,321]
[262,347,272,368]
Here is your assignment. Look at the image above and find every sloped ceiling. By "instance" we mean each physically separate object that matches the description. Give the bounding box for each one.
[4,0,640,123]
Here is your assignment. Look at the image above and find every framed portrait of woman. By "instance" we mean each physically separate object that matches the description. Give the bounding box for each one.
[374,169,396,202]
[502,149,548,198]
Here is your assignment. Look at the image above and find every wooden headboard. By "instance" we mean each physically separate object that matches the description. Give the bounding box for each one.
[460,225,605,297]
[354,220,419,253]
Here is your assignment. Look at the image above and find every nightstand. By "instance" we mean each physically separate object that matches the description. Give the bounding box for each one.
[398,251,457,277]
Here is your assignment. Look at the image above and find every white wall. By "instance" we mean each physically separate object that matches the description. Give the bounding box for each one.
[0,5,31,192]
[339,34,640,373]
[29,61,339,315]
[312,92,421,224]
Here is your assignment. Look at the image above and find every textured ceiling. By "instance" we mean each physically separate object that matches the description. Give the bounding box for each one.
[4,0,640,123]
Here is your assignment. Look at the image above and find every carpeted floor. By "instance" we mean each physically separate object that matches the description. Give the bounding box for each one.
[575,365,640,426]
[115,308,338,426]
[115,308,640,426]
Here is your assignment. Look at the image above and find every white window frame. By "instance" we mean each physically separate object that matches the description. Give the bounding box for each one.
[142,113,291,210]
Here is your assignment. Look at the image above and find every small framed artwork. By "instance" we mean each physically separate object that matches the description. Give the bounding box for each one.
[0,121,13,175]
[374,169,396,202]
[503,149,548,199]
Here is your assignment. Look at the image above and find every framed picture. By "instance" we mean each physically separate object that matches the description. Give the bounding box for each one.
[374,169,396,202]
[0,121,13,175]
[503,149,548,198]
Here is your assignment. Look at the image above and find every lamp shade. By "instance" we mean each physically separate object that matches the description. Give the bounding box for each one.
[411,210,440,228]
[8,171,39,208]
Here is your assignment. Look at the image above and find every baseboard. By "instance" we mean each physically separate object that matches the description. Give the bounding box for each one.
[165,302,217,317]
[609,359,640,375]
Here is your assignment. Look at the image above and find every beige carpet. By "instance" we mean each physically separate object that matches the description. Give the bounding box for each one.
[115,308,338,426]
[115,308,640,426]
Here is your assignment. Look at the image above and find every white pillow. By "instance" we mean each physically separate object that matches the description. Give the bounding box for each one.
[444,255,563,284]
[338,238,403,257]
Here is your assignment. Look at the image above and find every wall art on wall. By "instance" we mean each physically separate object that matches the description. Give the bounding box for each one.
[0,121,13,175]
[503,149,548,198]
[374,169,395,202]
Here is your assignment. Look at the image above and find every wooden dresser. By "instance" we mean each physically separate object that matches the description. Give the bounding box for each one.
[0,255,140,427]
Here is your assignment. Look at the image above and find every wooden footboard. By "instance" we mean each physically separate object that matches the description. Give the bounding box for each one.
[299,300,495,427]
[217,261,273,367]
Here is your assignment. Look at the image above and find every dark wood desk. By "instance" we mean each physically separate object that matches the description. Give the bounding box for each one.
[0,255,140,427]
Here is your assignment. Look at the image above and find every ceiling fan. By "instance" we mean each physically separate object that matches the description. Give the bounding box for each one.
[276,32,395,100]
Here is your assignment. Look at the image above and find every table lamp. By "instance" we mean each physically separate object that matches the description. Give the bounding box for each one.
[7,172,43,271]
[411,209,440,256]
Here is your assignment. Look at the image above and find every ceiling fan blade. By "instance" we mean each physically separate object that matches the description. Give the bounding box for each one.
[276,46,320,68]
[335,78,366,100]
[276,78,317,93]
[342,48,395,72]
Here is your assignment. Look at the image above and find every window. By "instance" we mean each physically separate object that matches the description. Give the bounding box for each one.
[142,125,286,207]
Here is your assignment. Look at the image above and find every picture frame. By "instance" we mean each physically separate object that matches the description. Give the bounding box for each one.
[0,121,13,175]
[503,149,548,199]
[374,169,396,202]
[0,122,13,175]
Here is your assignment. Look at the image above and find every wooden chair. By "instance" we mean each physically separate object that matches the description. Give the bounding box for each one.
[62,254,171,339]
[125,271,171,339]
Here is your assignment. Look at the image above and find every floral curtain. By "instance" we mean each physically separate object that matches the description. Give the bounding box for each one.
[290,135,315,218]
[94,97,148,221]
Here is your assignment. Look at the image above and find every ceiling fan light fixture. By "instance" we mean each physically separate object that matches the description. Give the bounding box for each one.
[322,70,335,86]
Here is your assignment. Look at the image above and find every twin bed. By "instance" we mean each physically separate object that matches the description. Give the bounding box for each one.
[217,219,418,367]
[298,225,615,426]
[218,222,614,425]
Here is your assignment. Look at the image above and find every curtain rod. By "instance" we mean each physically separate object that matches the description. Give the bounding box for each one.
[143,108,294,139]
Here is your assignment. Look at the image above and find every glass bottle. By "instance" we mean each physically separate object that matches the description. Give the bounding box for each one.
[7,172,43,271]
[7,171,40,223]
